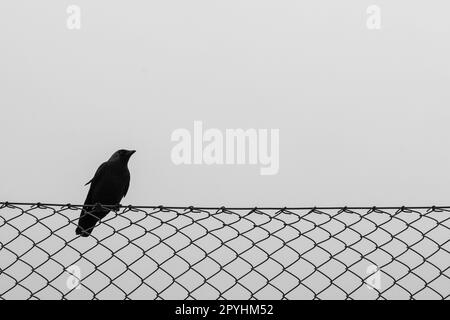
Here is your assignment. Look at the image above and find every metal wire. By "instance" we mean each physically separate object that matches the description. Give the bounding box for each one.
[0,202,449,300]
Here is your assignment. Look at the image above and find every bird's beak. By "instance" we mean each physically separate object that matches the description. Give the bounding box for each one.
[128,150,136,157]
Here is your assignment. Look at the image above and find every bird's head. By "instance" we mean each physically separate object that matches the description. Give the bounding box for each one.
[109,149,136,163]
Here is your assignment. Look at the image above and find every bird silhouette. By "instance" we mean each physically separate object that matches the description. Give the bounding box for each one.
[76,149,136,237]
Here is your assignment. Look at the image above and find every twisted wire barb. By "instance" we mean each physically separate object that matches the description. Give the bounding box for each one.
[0,202,449,300]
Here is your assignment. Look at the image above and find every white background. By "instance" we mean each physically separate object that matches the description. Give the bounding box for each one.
[1,1,450,207]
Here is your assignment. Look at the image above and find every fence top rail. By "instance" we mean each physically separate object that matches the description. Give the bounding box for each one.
[1,201,450,212]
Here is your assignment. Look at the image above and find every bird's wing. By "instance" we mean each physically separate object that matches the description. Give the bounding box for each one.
[84,162,108,186]
[83,162,109,207]
[123,177,130,198]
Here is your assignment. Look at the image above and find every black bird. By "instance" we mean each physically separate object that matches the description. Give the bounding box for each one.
[76,149,136,237]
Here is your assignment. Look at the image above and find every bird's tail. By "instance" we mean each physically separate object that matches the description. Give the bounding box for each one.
[76,206,100,237]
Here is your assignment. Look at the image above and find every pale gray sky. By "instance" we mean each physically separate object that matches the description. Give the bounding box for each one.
[1,1,450,207]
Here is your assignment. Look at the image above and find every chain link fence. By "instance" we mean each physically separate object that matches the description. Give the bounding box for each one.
[0,202,449,300]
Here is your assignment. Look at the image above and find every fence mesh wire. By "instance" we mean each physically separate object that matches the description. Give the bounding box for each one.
[0,202,449,300]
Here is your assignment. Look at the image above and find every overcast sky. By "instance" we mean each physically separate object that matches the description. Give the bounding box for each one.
[1,1,450,207]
